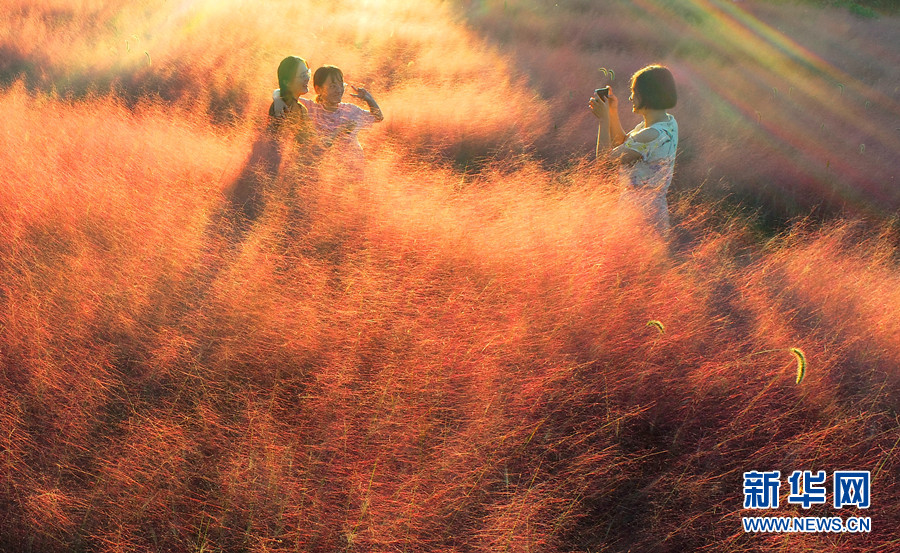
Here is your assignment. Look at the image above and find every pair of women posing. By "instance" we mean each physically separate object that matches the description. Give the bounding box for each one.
[269,56,383,163]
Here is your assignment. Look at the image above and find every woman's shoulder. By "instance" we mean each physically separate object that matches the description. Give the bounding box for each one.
[629,126,660,144]
[654,114,677,133]
[339,102,368,114]
[638,115,677,142]
[653,115,677,145]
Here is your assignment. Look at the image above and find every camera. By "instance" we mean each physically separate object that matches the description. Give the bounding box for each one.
[595,86,610,100]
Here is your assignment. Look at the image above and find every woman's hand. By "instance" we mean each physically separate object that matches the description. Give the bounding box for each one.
[606,88,620,112]
[350,85,375,105]
[589,91,610,120]
[351,85,384,121]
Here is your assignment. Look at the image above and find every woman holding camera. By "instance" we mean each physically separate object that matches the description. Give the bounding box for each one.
[590,64,678,232]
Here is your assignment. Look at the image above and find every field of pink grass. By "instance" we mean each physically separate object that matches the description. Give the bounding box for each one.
[2,0,899,552]
[460,0,900,223]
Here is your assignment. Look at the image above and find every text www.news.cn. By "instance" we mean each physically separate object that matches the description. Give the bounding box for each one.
[742,516,871,533]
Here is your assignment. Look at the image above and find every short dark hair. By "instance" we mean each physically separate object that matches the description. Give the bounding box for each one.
[313,65,344,89]
[631,65,677,110]
[277,56,308,99]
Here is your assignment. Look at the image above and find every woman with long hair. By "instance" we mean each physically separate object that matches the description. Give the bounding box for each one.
[269,55,311,121]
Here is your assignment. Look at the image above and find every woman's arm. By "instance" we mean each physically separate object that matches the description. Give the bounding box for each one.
[611,127,659,165]
[590,89,630,157]
[589,93,611,158]
[271,89,287,118]
[610,143,642,166]
[351,86,384,121]
[606,89,627,147]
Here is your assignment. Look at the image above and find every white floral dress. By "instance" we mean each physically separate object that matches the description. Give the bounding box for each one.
[618,114,678,231]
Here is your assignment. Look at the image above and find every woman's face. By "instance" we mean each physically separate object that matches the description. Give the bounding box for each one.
[629,90,640,113]
[316,73,344,104]
[287,64,311,98]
